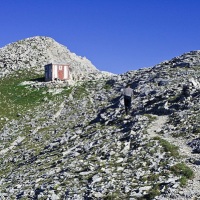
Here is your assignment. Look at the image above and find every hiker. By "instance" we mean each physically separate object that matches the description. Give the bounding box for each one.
[182,84,190,98]
[123,84,133,115]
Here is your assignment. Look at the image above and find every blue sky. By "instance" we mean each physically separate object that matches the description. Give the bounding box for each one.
[1,0,200,74]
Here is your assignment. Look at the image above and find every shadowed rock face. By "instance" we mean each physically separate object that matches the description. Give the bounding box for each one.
[0,36,99,80]
[0,39,200,199]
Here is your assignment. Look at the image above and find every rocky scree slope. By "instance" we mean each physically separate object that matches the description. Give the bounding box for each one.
[0,50,200,200]
[0,36,104,80]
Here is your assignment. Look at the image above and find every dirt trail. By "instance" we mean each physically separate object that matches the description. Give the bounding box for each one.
[147,115,200,200]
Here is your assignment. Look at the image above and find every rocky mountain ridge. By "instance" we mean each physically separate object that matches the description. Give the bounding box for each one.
[0,36,112,81]
[0,38,200,199]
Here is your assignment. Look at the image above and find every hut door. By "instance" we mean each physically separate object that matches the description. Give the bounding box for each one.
[58,65,64,80]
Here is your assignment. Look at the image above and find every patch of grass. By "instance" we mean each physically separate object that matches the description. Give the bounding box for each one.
[153,136,179,157]
[103,191,121,200]
[63,87,73,96]
[179,176,187,187]
[168,94,181,103]
[145,184,161,200]
[0,70,50,127]
[144,114,157,122]
[0,68,73,130]
[147,174,160,182]
[73,83,89,99]
[142,173,160,183]
[172,130,187,138]
[137,184,160,200]
[0,166,12,177]
[32,45,37,49]
[170,163,194,187]
[146,141,156,148]
[103,83,112,91]
[193,127,200,135]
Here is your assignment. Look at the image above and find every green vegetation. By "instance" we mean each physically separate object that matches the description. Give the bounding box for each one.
[0,69,72,129]
[0,166,12,177]
[73,83,89,99]
[103,83,112,91]
[147,174,160,182]
[141,173,160,183]
[144,114,157,122]
[103,191,121,200]
[171,163,194,187]
[153,136,179,157]
[172,130,187,138]
[168,94,181,103]
[32,45,37,49]
[144,184,161,200]
[0,70,45,126]
[192,126,200,135]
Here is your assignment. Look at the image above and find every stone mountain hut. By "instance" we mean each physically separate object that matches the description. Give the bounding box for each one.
[44,63,70,82]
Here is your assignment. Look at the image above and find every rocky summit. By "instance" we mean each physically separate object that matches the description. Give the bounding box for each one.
[0,36,107,81]
[0,38,200,200]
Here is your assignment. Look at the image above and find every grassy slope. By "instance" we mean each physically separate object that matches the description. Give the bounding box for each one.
[0,69,70,129]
